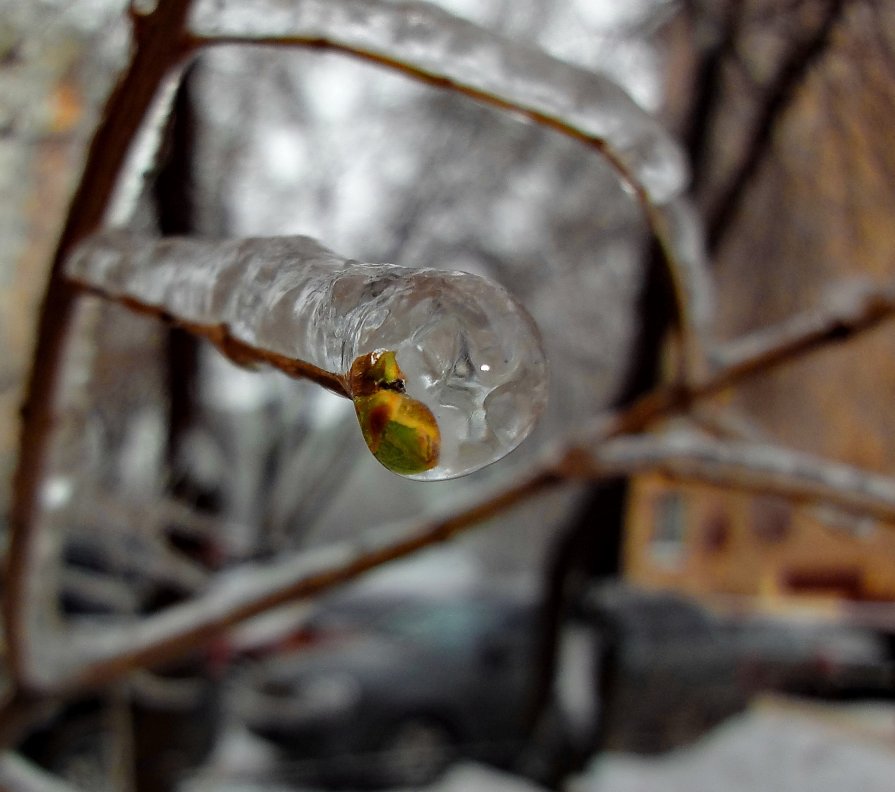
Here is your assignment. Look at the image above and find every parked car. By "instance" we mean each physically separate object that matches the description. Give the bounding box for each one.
[581,583,895,753]
[229,591,554,788]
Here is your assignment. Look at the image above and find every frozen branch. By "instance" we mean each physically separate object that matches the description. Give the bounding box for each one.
[59,568,141,615]
[65,230,548,479]
[4,0,195,692]
[690,403,886,539]
[187,0,687,202]
[70,490,213,592]
[715,278,895,377]
[558,430,895,524]
[30,424,895,695]
[590,277,895,441]
[651,198,715,382]
[186,0,712,381]
[32,471,563,693]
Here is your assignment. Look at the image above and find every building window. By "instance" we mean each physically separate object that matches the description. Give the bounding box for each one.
[651,491,686,567]
[751,496,792,543]
[702,509,732,554]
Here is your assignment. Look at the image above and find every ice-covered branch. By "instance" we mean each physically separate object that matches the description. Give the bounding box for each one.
[35,471,561,693]
[188,0,687,202]
[33,425,895,693]
[559,430,895,523]
[583,278,895,443]
[65,231,548,479]
[3,0,195,695]
[715,278,895,378]
[186,0,713,381]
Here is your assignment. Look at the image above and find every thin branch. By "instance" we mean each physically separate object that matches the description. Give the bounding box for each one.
[186,0,711,382]
[558,430,895,524]
[59,568,141,615]
[707,0,847,252]
[30,421,895,697]
[690,399,885,539]
[714,277,895,379]
[597,275,895,439]
[4,0,195,690]
[71,282,350,396]
[37,470,564,695]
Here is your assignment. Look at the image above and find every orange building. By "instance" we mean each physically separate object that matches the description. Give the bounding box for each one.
[624,475,895,617]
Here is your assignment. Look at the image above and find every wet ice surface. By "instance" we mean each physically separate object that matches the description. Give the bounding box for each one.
[332,266,547,479]
[65,232,548,479]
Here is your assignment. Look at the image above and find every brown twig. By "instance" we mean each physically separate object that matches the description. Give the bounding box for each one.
[559,430,895,524]
[706,0,847,252]
[39,470,564,695]
[187,12,711,382]
[715,278,895,377]
[593,275,895,440]
[30,416,895,697]
[4,0,195,690]
[70,281,351,397]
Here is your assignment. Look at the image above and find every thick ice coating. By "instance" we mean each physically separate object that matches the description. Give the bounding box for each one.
[329,266,548,479]
[65,232,548,479]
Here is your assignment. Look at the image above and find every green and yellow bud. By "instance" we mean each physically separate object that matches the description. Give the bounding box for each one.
[349,349,441,475]
[353,389,440,475]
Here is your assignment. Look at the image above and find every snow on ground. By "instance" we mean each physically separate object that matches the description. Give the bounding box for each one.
[572,699,895,792]
[184,699,895,792]
[423,763,548,792]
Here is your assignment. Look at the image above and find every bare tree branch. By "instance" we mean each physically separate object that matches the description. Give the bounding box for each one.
[4,0,195,691]
[715,277,895,375]
[596,275,895,439]
[30,470,564,695]
[560,429,895,524]
[707,0,848,252]
[186,0,713,382]
[27,420,895,697]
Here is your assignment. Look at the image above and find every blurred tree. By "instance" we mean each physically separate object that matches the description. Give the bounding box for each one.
[2,1,895,790]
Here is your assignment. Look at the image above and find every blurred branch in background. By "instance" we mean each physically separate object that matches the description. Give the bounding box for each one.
[2,0,895,789]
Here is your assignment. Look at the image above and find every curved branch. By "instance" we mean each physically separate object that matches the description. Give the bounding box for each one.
[186,0,713,382]
[4,0,195,691]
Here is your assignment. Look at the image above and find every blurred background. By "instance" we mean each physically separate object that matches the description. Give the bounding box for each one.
[2,0,895,790]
